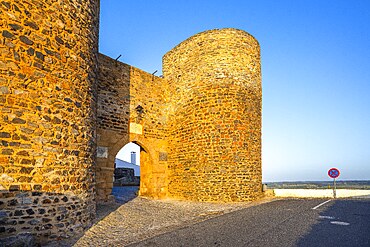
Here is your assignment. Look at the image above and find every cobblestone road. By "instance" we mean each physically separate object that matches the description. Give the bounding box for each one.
[44,194,270,247]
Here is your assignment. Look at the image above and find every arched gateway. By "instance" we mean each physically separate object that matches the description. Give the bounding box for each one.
[0,1,262,243]
[96,29,262,203]
[96,56,169,200]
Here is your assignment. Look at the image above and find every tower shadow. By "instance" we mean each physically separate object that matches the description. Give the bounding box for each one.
[296,199,370,247]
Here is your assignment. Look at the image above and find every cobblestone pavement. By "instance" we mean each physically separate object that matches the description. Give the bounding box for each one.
[48,196,274,246]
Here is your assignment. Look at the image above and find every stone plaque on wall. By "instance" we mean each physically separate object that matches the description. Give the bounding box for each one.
[97,146,108,158]
[130,122,143,134]
[159,152,168,161]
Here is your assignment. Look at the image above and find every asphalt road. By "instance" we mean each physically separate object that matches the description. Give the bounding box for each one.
[128,198,370,247]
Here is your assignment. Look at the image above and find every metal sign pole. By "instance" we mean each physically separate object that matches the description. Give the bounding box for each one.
[328,167,340,199]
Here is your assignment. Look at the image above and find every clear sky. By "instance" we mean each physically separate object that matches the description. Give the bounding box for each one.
[116,142,140,167]
[101,0,370,182]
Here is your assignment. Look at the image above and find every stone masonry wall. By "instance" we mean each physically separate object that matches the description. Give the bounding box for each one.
[0,6,263,243]
[96,54,168,201]
[163,28,262,202]
[0,0,99,244]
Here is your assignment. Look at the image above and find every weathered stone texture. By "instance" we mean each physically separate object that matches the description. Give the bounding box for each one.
[95,29,262,203]
[1,2,263,242]
[0,191,91,242]
[163,29,262,202]
[96,54,168,201]
[0,0,99,243]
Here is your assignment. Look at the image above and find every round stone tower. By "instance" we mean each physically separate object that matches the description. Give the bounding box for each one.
[0,0,99,243]
[163,28,262,202]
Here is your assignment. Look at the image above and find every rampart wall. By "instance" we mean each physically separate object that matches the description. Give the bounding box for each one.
[0,1,262,242]
[96,54,168,201]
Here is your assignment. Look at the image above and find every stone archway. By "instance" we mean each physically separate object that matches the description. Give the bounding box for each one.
[112,140,154,197]
[115,142,141,184]
[128,136,168,199]
[95,130,129,201]
[95,128,168,201]
[130,141,154,197]
[96,54,169,201]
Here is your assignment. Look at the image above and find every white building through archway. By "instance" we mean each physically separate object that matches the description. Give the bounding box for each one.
[115,142,141,176]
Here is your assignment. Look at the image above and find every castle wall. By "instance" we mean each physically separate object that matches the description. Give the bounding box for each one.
[0,5,263,242]
[0,0,99,243]
[96,54,168,201]
[163,28,262,202]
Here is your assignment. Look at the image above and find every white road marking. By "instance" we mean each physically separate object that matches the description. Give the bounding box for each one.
[330,221,350,226]
[312,199,332,210]
[319,215,335,219]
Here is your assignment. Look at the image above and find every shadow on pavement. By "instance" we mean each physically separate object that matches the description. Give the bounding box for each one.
[297,199,370,247]
[95,186,139,221]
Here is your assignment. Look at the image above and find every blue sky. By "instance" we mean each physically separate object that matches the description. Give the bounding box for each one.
[100,0,370,182]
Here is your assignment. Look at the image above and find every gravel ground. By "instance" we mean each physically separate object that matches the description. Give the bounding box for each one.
[47,195,274,247]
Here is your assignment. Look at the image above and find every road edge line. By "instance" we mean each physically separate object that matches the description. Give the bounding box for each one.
[312,199,332,210]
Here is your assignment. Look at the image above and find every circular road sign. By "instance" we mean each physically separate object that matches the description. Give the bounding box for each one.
[328,168,340,179]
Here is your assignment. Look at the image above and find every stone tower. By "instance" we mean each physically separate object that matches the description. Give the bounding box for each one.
[0,3,263,242]
[0,0,99,243]
[163,29,262,202]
